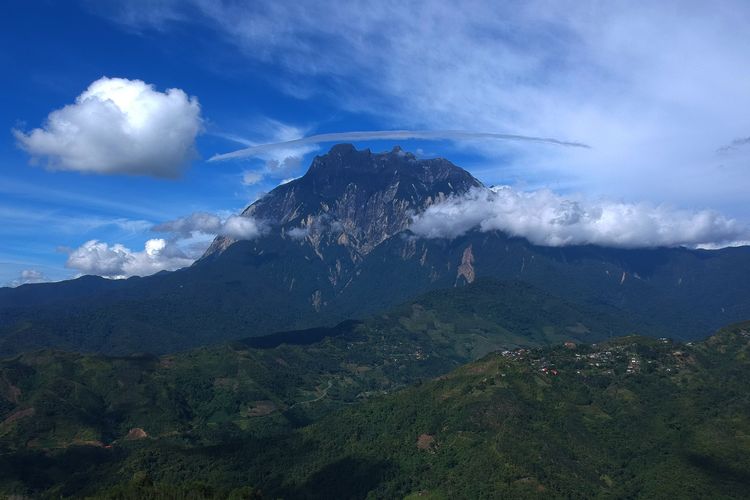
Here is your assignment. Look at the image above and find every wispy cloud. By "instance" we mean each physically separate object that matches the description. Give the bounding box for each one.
[210,130,590,161]
[0,204,152,235]
[100,0,750,217]
[212,119,318,183]
[0,176,167,219]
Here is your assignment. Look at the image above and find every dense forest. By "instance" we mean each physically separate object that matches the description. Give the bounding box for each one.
[1,284,749,497]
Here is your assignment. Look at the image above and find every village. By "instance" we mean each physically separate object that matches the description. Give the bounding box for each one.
[498,336,693,380]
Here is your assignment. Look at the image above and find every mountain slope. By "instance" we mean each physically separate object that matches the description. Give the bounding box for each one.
[1,144,749,355]
[2,319,749,498]
[0,280,631,453]
[284,321,750,498]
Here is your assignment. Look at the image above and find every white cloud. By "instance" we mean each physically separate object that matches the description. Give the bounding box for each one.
[7,269,48,287]
[153,211,267,239]
[65,238,193,278]
[221,215,266,239]
[66,211,267,278]
[14,77,202,177]
[105,1,750,218]
[410,187,748,249]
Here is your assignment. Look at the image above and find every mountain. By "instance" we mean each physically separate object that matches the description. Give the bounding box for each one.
[205,144,481,260]
[3,317,749,498]
[1,144,749,355]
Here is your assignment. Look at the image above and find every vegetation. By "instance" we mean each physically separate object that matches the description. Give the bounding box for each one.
[1,293,749,497]
[2,228,750,357]
[0,281,629,452]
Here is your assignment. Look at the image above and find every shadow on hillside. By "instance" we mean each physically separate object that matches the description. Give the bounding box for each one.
[686,452,750,488]
[283,456,393,499]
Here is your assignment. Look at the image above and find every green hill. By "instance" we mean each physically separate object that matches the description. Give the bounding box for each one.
[1,301,749,497]
[0,280,629,453]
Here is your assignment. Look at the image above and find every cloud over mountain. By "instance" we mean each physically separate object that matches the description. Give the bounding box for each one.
[153,212,267,240]
[65,212,266,278]
[14,77,202,177]
[410,187,748,249]
[211,130,589,162]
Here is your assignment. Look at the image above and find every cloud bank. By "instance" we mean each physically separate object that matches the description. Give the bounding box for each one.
[65,212,266,278]
[211,130,589,162]
[410,187,748,249]
[15,77,202,177]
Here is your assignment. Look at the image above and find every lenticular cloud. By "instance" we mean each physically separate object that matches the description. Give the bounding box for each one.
[14,77,202,177]
[410,186,747,249]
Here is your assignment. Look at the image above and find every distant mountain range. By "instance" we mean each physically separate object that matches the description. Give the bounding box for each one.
[1,144,749,355]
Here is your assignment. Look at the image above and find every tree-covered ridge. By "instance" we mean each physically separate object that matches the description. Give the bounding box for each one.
[3,226,750,357]
[282,322,750,498]
[1,317,749,497]
[0,280,629,453]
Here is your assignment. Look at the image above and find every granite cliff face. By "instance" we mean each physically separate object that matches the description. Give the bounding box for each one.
[203,144,482,262]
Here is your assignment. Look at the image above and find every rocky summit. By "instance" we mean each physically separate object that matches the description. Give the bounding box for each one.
[204,144,482,261]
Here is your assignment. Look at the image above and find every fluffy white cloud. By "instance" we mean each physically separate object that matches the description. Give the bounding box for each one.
[65,238,194,278]
[410,187,748,249]
[66,211,266,278]
[14,77,202,177]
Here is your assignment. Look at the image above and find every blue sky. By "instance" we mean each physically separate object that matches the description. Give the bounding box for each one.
[2,1,749,285]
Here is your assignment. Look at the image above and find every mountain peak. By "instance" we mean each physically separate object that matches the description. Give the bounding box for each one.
[327,143,360,155]
[204,144,482,259]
